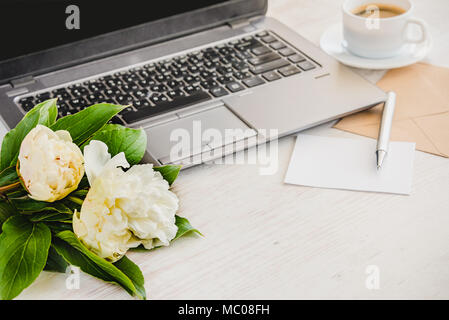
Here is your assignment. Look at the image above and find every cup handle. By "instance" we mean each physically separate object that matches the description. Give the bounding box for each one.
[403,18,429,44]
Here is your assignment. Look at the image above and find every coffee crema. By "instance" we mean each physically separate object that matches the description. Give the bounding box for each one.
[352,3,406,18]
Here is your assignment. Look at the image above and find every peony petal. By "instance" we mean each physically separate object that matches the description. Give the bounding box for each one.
[104,152,129,173]
[54,130,73,142]
[84,140,111,186]
[83,140,129,186]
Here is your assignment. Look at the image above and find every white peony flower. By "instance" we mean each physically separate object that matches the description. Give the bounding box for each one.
[73,140,178,262]
[18,124,84,202]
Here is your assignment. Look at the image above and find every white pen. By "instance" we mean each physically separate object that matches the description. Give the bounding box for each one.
[376,91,396,170]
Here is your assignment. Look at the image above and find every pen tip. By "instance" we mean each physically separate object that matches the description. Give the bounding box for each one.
[376,150,386,170]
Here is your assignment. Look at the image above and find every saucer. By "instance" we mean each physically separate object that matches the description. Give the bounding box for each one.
[319,24,432,70]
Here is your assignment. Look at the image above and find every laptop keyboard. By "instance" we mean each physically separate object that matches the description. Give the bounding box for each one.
[17,30,318,125]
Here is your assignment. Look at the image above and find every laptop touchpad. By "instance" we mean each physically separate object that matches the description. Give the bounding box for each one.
[145,105,255,164]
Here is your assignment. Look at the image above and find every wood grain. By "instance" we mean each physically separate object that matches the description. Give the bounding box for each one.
[16,0,449,299]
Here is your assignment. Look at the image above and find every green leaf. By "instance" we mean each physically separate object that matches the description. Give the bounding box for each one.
[0,99,58,171]
[81,124,147,165]
[50,103,126,145]
[114,256,146,299]
[44,246,69,273]
[0,201,16,228]
[154,165,182,185]
[45,222,73,233]
[0,216,51,300]
[53,231,143,299]
[0,166,19,188]
[10,196,73,214]
[68,189,88,199]
[3,189,27,199]
[173,215,203,241]
[28,212,72,223]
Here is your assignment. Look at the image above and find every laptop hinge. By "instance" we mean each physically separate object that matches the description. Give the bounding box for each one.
[227,18,251,29]
[10,76,35,88]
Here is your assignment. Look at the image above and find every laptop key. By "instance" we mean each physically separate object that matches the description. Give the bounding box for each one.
[167,80,182,89]
[262,71,281,82]
[167,90,185,99]
[87,93,106,103]
[121,91,211,124]
[226,82,245,93]
[235,39,262,51]
[216,66,233,75]
[133,89,149,99]
[69,98,88,110]
[278,65,301,77]
[232,61,249,71]
[289,54,306,63]
[116,94,134,104]
[235,51,253,60]
[138,79,156,88]
[250,59,289,74]
[210,87,229,97]
[248,52,281,66]
[298,61,316,71]
[21,100,36,111]
[200,79,219,90]
[36,92,51,99]
[58,101,70,111]
[53,91,71,100]
[109,116,125,125]
[270,41,286,50]
[150,84,168,92]
[119,106,134,115]
[243,76,265,88]
[217,76,234,84]
[251,46,271,56]
[103,88,121,97]
[59,109,74,117]
[184,85,201,94]
[184,75,201,84]
[150,93,169,105]
[261,35,276,43]
[233,71,251,80]
[71,87,89,97]
[19,96,34,102]
[133,99,151,109]
[279,47,296,57]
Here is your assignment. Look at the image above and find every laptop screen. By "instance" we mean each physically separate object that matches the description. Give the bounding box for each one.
[0,0,266,84]
[0,0,229,63]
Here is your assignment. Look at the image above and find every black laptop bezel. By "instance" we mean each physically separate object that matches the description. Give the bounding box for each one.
[0,0,267,86]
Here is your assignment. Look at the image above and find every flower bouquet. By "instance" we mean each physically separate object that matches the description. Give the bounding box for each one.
[0,99,200,300]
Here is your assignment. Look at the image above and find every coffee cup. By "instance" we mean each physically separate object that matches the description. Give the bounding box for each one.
[342,0,429,59]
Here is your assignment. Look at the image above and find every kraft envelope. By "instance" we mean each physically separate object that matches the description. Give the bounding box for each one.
[334,63,449,157]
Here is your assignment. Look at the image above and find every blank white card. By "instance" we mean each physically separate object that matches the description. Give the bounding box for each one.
[284,134,415,195]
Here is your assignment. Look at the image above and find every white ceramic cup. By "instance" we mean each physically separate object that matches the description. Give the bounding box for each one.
[342,0,428,59]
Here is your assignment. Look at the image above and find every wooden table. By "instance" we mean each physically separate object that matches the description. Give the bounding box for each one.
[16,0,449,299]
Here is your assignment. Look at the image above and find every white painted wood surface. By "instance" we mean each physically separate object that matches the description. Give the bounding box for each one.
[16,0,449,299]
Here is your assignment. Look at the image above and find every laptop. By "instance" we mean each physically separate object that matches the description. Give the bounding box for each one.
[0,0,385,168]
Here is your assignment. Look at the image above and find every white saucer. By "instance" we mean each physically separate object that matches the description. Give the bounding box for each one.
[320,24,432,70]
